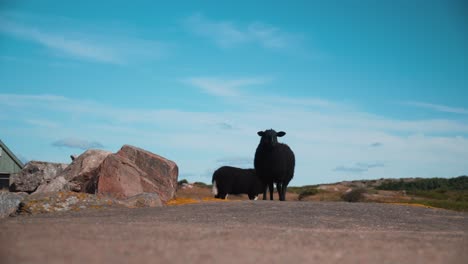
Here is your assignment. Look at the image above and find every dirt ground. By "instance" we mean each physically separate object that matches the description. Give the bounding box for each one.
[1,200,467,264]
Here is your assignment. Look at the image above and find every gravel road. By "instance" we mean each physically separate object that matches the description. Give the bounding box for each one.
[1,201,467,264]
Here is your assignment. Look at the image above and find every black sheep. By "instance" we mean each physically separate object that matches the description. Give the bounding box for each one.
[254,129,295,201]
[212,166,263,200]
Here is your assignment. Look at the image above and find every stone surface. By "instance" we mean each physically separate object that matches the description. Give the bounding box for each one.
[118,193,163,208]
[15,191,162,216]
[0,192,27,218]
[10,161,68,193]
[17,192,120,215]
[35,149,111,193]
[116,145,178,202]
[96,154,147,199]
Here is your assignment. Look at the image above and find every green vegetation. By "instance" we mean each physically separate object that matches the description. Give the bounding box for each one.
[376,176,468,191]
[177,179,189,186]
[341,188,366,202]
[288,185,319,194]
[377,176,468,211]
[407,199,468,212]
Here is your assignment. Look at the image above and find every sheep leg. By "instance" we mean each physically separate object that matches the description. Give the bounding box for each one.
[218,192,227,199]
[277,182,284,201]
[283,183,288,201]
[262,184,268,200]
[269,182,274,200]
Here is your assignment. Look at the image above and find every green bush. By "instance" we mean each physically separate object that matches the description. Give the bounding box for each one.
[341,188,366,202]
[177,179,189,186]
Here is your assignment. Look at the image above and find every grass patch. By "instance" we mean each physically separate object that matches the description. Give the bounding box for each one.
[288,185,319,194]
[415,199,468,211]
[193,182,212,189]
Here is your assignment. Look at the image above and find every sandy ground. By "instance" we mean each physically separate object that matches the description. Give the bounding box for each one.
[1,201,467,264]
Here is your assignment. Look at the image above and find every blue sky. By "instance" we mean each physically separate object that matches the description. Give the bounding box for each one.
[1,0,467,185]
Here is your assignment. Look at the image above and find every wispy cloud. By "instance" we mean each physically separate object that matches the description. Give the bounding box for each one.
[334,162,385,174]
[216,157,253,168]
[52,138,104,150]
[0,14,165,64]
[25,119,59,128]
[184,13,300,50]
[217,122,234,130]
[184,77,270,97]
[403,101,468,115]
[334,166,368,173]
[370,142,383,147]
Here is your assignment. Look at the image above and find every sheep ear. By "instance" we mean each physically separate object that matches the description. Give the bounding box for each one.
[277,131,286,137]
[258,131,265,137]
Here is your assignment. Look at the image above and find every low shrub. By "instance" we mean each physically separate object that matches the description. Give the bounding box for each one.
[177,179,189,186]
[341,188,366,202]
[298,188,319,200]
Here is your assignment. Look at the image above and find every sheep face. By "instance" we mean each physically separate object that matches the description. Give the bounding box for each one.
[257,129,286,150]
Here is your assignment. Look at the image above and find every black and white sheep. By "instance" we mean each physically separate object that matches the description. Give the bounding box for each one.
[212,166,264,200]
[254,129,295,201]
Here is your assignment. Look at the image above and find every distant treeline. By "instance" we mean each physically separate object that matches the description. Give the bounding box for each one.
[377,176,468,191]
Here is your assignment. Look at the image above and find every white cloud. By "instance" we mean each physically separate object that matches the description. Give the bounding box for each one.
[185,13,247,47]
[52,138,104,150]
[403,101,468,115]
[1,92,468,185]
[184,77,270,97]
[0,14,165,65]
[184,13,300,50]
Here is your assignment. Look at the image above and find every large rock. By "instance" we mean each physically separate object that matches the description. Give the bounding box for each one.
[10,161,68,193]
[0,192,27,218]
[97,145,178,202]
[96,154,146,199]
[35,149,111,194]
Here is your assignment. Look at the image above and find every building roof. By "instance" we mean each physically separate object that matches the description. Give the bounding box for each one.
[0,140,24,169]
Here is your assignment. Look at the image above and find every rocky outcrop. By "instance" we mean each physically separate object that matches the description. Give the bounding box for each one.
[97,145,178,202]
[10,161,68,193]
[35,149,111,194]
[15,145,177,205]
